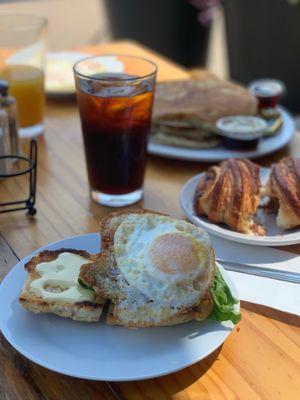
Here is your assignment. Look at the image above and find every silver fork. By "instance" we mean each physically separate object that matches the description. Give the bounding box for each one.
[217,259,300,284]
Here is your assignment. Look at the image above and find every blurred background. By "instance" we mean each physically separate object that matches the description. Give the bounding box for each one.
[0,0,228,76]
[1,0,299,111]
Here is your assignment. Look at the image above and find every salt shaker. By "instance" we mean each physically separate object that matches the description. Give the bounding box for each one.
[0,80,19,157]
[0,101,12,175]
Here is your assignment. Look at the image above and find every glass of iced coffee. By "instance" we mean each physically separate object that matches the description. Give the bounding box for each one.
[74,55,157,207]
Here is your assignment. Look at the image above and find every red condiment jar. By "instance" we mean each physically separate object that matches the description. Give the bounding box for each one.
[248,79,286,110]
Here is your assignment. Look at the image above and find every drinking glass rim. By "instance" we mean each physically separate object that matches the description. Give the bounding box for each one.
[0,14,47,32]
[73,54,158,81]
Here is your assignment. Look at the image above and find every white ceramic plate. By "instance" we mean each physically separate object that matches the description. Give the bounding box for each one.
[46,51,90,95]
[180,167,300,246]
[0,234,238,381]
[148,107,294,161]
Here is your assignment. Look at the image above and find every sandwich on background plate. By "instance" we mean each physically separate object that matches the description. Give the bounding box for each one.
[151,78,258,149]
[79,209,241,328]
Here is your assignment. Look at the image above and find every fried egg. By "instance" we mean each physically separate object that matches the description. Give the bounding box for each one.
[114,213,214,311]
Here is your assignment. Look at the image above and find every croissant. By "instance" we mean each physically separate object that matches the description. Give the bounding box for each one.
[265,157,300,229]
[194,158,263,234]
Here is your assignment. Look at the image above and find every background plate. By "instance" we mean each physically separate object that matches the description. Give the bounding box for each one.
[46,51,89,95]
[148,107,294,161]
[0,234,238,381]
[180,167,300,246]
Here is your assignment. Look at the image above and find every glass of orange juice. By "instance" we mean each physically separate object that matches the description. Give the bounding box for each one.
[0,15,47,138]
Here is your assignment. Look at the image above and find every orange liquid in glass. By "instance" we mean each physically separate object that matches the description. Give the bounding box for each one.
[0,65,45,127]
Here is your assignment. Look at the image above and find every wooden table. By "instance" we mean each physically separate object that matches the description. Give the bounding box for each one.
[1,41,300,400]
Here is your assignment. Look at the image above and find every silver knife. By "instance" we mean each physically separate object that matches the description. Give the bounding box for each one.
[217,259,300,284]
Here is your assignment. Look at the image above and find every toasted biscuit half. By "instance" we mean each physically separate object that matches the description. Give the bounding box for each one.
[19,248,105,322]
[153,79,257,123]
[80,210,215,328]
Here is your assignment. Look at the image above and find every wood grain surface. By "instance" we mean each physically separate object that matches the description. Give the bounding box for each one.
[0,41,299,400]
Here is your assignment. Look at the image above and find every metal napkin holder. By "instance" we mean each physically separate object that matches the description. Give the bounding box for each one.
[0,139,37,215]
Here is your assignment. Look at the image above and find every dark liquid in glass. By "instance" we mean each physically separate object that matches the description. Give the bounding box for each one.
[77,73,154,195]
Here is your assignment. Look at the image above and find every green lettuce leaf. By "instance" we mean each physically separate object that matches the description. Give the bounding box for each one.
[78,278,92,290]
[209,267,241,325]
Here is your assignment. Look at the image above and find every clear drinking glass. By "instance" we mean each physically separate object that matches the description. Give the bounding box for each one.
[74,55,157,207]
[0,14,47,138]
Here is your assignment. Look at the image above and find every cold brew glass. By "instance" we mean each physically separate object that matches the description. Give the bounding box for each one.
[74,55,157,207]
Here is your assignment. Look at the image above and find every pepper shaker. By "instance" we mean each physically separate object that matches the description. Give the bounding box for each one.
[0,101,11,174]
[0,80,19,157]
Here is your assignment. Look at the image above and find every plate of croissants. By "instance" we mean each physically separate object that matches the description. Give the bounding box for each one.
[180,157,300,246]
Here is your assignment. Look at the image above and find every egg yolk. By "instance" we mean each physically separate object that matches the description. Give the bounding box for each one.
[149,233,201,274]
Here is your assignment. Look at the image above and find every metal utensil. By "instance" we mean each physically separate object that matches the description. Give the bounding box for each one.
[217,259,300,284]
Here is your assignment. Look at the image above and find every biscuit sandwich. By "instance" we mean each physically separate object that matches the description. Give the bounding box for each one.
[151,78,257,149]
[79,210,240,328]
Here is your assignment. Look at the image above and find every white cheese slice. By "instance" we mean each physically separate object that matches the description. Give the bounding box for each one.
[29,252,94,303]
